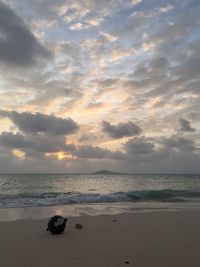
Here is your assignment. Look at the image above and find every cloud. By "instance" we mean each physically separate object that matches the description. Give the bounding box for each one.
[0,2,52,67]
[74,145,126,160]
[0,131,76,153]
[124,134,198,159]
[0,0,200,173]
[124,137,155,155]
[0,146,74,173]
[28,134,75,153]
[16,0,128,32]
[174,57,200,81]
[161,135,196,152]
[102,120,142,139]
[86,102,104,110]
[69,22,89,30]
[56,41,80,61]
[100,32,118,42]
[179,118,196,132]
[0,111,79,135]
[78,133,103,142]
[0,131,32,148]
[149,57,169,71]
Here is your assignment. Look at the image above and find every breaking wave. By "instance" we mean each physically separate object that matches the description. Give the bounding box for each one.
[0,189,200,208]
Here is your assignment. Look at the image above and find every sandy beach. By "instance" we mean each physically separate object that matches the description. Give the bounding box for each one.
[0,210,199,267]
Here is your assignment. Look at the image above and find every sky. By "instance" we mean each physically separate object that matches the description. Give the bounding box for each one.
[0,0,199,173]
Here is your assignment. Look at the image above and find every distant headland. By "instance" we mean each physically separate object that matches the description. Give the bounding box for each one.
[92,170,123,175]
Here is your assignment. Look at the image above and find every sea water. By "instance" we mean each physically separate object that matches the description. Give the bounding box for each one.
[0,174,200,210]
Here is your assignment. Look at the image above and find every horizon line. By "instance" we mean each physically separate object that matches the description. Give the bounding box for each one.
[0,172,199,175]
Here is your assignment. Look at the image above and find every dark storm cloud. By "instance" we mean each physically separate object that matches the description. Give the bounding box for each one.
[0,2,51,67]
[0,131,75,153]
[179,119,196,132]
[102,121,142,139]
[0,111,79,135]
[74,145,126,160]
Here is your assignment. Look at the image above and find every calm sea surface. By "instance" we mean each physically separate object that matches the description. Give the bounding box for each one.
[0,174,200,209]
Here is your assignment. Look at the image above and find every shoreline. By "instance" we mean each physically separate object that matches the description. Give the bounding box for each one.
[0,210,200,266]
[0,202,200,222]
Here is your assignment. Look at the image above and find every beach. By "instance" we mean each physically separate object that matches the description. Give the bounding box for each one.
[0,210,200,267]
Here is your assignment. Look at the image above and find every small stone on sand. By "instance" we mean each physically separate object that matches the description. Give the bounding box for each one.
[75,223,83,229]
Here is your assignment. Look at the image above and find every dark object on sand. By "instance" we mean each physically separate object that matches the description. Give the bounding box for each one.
[124,261,130,264]
[75,223,83,229]
[46,215,68,234]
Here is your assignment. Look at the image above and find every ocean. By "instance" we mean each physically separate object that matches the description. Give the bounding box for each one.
[0,174,200,211]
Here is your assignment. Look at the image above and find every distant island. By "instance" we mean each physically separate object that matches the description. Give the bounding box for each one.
[92,170,123,175]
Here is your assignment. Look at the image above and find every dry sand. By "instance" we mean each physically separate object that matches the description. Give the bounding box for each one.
[0,210,200,267]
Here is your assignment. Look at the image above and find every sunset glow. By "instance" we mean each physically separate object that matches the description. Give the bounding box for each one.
[0,0,199,173]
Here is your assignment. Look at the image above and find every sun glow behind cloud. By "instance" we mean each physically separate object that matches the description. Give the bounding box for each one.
[45,151,75,160]
[12,149,25,158]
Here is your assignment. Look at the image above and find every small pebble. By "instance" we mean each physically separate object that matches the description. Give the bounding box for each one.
[124,261,130,264]
[75,223,83,229]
